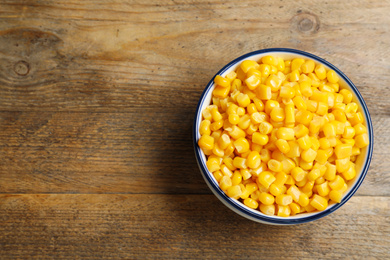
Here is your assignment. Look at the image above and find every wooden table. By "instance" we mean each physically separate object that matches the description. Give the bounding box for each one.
[0,1,389,259]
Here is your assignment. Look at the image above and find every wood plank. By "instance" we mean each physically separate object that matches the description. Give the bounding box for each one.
[0,111,385,195]
[0,194,388,259]
[0,1,388,112]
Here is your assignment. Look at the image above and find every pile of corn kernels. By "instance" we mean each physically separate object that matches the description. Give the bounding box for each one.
[198,55,369,217]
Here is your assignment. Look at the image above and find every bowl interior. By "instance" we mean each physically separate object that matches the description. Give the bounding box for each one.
[194,49,373,224]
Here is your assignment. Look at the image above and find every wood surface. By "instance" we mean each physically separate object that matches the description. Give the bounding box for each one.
[0,0,389,259]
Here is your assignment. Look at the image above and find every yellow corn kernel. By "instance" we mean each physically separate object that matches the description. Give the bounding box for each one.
[247,68,262,79]
[310,194,328,211]
[287,185,301,203]
[324,163,336,181]
[236,93,250,108]
[260,204,275,216]
[301,148,317,163]
[314,149,328,165]
[354,123,367,136]
[207,157,221,172]
[211,142,224,157]
[214,75,231,88]
[210,120,223,132]
[233,156,247,169]
[307,168,321,181]
[258,192,274,206]
[240,60,260,73]
[244,198,259,209]
[258,171,276,189]
[225,71,237,82]
[217,134,230,150]
[306,99,318,113]
[297,135,312,150]
[213,85,230,98]
[276,194,293,206]
[285,143,300,160]
[334,144,352,159]
[323,122,337,138]
[251,133,268,146]
[256,84,272,100]
[231,78,242,92]
[262,55,279,66]
[266,74,282,92]
[343,126,356,139]
[198,135,214,150]
[293,96,307,110]
[342,162,356,180]
[264,100,279,114]
[210,106,222,121]
[233,137,250,154]
[220,164,233,177]
[275,139,290,154]
[260,149,272,163]
[332,110,347,123]
[227,185,242,198]
[275,205,290,217]
[289,69,300,82]
[329,189,343,203]
[245,75,261,90]
[355,133,369,148]
[329,175,345,190]
[284,104,294,125]
[253,97,265,112]
[236,107,245,116]
[213,170,223,182]
[245,151,260,169]
[301,60,315,74]
[300,81,313,97]
[219,176,232,191]
[281,159,295,174]
[275,127,294,141]
[319,137,331,150]
[267,159,283,172]
[276,57,285,71]
[228,114,240,125]
[340,89,353,104]
[296,110,313,126]
[289,202,301,216]
[316,102,328,116]
[226,103,238,115]
[199,120,211,136]
[224,142,235,156]
[231,171,242,186]
[229,125,246,139]
[336,157,350,173]
[259,64,271,78]
[297,193,309,207]
[271,150,286,162]
[314,64,327,80]
[270,107,285,122]
[316,181,330,197]
[293,124,308,139]
[290,58,304,71]
[268,183,283,196]
[257,122,272,135]
[326,70,339,83]
[240,169,252,181]
[280,85,295,99]
[274,172,288,187]
[246,103,257,115]
[291,167,306,182]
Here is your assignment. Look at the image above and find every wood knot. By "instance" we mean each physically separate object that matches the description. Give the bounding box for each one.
[14,60,30,76]
[291,12,320,35]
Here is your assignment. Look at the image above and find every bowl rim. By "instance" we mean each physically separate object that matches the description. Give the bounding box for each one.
[193,48,374,224]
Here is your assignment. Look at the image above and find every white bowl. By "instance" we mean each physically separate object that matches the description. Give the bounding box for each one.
[193,48,374,225]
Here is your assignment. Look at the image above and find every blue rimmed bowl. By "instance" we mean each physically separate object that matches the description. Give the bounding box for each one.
[193,48,374,225]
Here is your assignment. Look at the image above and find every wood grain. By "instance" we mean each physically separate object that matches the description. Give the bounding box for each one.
[0,194,388,259]
[0,0,389,259]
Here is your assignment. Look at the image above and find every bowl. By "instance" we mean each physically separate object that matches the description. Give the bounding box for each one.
[193,48,373,225]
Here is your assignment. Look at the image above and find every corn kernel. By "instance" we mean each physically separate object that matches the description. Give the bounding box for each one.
[256,84,272,100]
[227,185,243,198]
[287,185,301,202]
[260,204,275,215]
[259,121,273,135]
[214,75,231,88]
[231,171,242,185]
[259,192,275,205]
[258,171,276,189]
[198,135,214,150]
[336,157,350,173]
[298,193,310,207]
[301,60,315,74]
[291,167,306,182]
[301,148,317,163]
[241,60,260,73]
[315,64,327,80]
[310,194,328,211]
[297,135,312,150]
[276,127,295,140]
[355,133,369,148]
[327,70,339,83]
[329,175,345,190]
[334,144,352,159]
[246,151,261,169]
[342,162,356,180]
[316,181,330,197]
[276,194,293,206]
[219,176,232,191]
[275,139,290,154]
[244,198,259,209]
[233,156,247,169]
[267,159,283,172]
[296,110,313,126]
[323,123,337,138]
[329,190,343,203]
[293,96,307,110]
[270,107,285,122]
